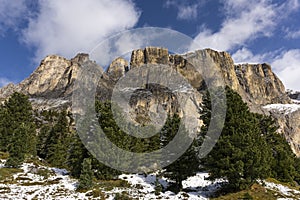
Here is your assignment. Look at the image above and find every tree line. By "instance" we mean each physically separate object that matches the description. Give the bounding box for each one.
[0,89,299,193]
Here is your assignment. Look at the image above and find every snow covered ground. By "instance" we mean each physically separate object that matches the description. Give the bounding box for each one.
[117,172,225,200]
[1,159,299,199]
[0,160,88,200]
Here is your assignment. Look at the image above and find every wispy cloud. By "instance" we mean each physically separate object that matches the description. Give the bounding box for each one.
[164,0,204,20]
[193,0,299,51]
[0,77,13,87]
[271,49,300,91]
[232,47,268,64]
[285,28,300,39]
[21,0,140,63]
[0,0,28,35]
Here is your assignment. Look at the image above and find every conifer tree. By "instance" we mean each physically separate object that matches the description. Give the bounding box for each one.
[5,124,28,167]
[45,110,70,168]
[78,158,94,190]
[202,87,272,191]
[162,114,200,192]
[68,133,89,178]
[0,92,36,167]
[0,92,36,153]
[36,124,51,159]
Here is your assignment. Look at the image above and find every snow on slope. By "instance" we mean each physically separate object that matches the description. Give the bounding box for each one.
[0,159,225,200]
[263,104,300,114]
[117,172,225,200]
[1,159,300,199]
[0,160,88,200]
[264,181,300,199]
[292,99,300,104]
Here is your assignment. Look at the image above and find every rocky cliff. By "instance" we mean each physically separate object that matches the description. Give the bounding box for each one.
[0,47,299,156]
[130,48,290,110]
[0,54,89,110]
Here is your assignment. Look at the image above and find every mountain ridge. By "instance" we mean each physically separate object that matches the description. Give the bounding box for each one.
[0,47,299,156]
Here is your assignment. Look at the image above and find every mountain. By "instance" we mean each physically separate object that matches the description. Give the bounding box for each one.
[0,47,299,156]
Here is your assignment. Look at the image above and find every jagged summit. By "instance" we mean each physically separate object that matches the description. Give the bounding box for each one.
[0,47,290,106]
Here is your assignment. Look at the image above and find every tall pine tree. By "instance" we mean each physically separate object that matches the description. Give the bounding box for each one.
[45,110,70,168]
[78,158,94,190]
[0,92,36,167]
[201,87,272,191]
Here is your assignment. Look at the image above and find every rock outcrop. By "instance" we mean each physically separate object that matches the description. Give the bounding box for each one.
[107,57,129,82]
[0,53,90,110]
[129,47,290,111]
[263,105,300,157]
[130,47,169,68]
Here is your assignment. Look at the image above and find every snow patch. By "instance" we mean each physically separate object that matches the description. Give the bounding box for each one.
[0,161,88,200]
[263,104,300,114]
[118,172,225,199]
[292,99,300,104]
[264,181,300,198]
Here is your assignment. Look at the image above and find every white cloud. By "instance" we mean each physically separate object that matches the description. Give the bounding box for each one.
[232,48,266,64]
[0,77,12,87]
[165,1,203,20]
[22,0,140,63]
[193,0,299,51]
[271,49,300,91]
[0,0,28,35]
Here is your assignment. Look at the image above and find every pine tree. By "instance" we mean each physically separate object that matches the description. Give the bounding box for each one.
[0,104,8,151]
[294,158,300,184]
[5,124,28,167]
[0,92,36,167]
[78,158,94,190]
[162,114,200,193]
[202,87,272,191]
[68,133,89,178]
[0,92,36,154]
[36,125,51,159]
[45,110,70,168]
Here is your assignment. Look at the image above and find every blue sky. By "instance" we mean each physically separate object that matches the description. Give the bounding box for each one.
[0,0,299,90]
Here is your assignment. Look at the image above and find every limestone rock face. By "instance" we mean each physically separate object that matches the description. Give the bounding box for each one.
[0,83,18,101]
[125,47,297,156]
[130,47,169,68]
[129,47,289,109]
[20,55,74,98]
[0,54,92,110]
[263,106,300,157]
[203,49,290,112]
[130,49,145,69]
[235,63,289,106]
[107,57,128,81]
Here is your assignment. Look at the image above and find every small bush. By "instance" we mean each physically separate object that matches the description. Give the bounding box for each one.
[0,152,9,159]
[242,192,253,200]
[92,189,106,199]
[0,168,23,182]
[155,179,162,195]
[114,192,133,200]
[36,168,52,179]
